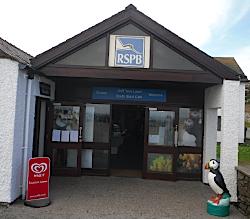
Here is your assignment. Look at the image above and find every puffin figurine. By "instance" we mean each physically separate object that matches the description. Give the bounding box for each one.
[205,159,231,205]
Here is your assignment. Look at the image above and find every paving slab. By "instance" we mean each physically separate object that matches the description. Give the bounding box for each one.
[0,176,246,218]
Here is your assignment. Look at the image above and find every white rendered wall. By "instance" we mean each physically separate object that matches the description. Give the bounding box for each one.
[204,80,244,202]
[203,85,221,183]
[203,108,217,183]
[10,68,28,202]
[0,59,26,203]
[220,80,240,202]
[0,59,54,203]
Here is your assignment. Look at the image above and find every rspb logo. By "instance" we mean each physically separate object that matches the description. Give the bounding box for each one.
[115,36,145,67]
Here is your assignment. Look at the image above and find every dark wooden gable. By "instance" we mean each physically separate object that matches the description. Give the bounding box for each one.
[31,4,241,83]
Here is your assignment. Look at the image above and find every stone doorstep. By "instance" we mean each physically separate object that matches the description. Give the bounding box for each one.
[0,202,10,207]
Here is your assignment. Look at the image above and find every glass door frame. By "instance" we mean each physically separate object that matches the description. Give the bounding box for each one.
[81,103,112,176]
[143,106,178,181]
[175,107,203,180]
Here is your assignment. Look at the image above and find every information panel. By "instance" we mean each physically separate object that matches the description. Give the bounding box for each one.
[92,87,166,102]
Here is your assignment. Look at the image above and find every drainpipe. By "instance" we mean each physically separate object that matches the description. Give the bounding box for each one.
[21,73,33,200]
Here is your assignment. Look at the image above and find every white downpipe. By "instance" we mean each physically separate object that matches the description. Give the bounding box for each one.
[22,78,32,200]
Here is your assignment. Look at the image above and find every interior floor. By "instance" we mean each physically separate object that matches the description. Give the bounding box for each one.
[111,105,144,172]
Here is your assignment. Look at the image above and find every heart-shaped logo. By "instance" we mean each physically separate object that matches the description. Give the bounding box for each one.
[31,162,47,174]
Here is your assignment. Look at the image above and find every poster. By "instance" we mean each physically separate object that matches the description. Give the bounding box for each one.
[52,106,80,142]
[52,129,61,142]
[70,130,79,142]
[149,134,160,144]
[61,130,70,142]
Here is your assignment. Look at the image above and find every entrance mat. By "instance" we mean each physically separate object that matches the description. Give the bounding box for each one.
[111,169,142,178]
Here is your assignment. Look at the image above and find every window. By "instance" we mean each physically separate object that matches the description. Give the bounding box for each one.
[148,110,175,146]
[83,104,110,143]
[217,116,221,131]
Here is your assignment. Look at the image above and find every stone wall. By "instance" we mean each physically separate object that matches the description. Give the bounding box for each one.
[236,166,250,216]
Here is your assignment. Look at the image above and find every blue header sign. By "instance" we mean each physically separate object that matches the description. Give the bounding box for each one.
[109,35,150,68]
[92,87,166,102]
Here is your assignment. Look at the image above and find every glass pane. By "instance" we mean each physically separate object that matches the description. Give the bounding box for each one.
[152,39,201,70]
[177,153,201,174]
[81,149,93,168]
[53,148,77,168]
[56,37,106,67]
[83,104,110,143]
[147,153,173,173]
[178,108,203,147]
[52,105,80,142]
[81,149,109,169]
[93,150,109,169]
[148,110,175,146]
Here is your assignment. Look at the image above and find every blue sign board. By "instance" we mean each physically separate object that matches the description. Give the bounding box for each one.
[115,36,145,67]
[92,87,166,102]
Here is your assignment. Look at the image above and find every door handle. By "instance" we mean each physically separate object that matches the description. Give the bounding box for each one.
[79,126,83,142]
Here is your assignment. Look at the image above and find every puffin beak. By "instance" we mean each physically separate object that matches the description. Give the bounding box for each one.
[205,163,209,169]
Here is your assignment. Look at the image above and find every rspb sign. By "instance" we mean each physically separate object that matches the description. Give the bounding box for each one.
[109,35,150,68]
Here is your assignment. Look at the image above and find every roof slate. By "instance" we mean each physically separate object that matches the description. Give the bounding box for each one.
[0,37,32,65]
[214,57,245,76]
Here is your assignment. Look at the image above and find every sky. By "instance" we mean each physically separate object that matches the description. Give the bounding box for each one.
[1,0,250,77]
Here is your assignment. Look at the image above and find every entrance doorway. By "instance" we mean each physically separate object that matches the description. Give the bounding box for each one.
[111,105,144,177]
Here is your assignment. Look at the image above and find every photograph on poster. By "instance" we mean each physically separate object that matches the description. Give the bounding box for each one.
[178,108,202,147]
[177,153,201,173]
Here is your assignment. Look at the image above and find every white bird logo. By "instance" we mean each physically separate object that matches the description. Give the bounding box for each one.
[116,38,142,54]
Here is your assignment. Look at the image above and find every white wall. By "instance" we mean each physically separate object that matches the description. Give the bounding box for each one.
[217,82,245,143]
[203,85,221,183]
[10,68,28,202]
[203,80,245,202]
[0,59,55,203]
[220,80,240,202]
[0,59,25,203]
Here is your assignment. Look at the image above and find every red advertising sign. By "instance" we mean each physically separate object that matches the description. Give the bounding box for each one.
[26,157,50,201]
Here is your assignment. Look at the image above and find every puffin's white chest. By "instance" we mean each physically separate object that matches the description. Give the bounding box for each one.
[208,172,223,195]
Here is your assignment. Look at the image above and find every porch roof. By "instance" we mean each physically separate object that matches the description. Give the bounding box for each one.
[31,4,246,83]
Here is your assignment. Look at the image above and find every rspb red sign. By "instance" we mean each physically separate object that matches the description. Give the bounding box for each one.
[26,157,50,201]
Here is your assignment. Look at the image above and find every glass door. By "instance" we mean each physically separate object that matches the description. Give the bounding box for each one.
[143,107,177,180]
[81,104,111,175]
[176,108,203,179]
[47,103,83,176]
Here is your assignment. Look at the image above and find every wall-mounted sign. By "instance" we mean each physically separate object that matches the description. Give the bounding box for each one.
[92,87,166,102]
[26,157,50,202]
[39,82,51,96]
[109,35,150,68]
